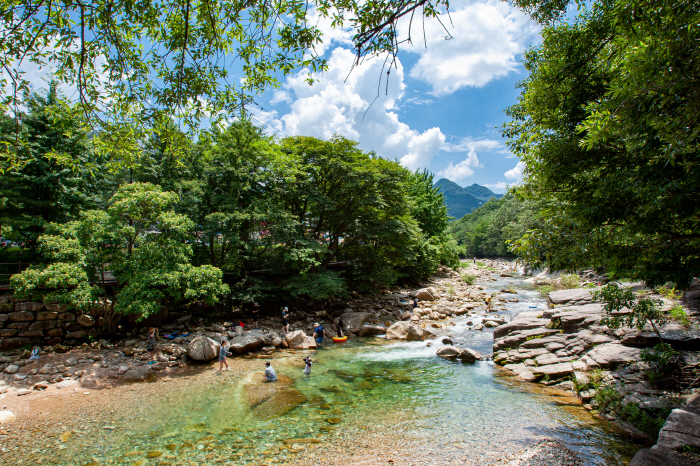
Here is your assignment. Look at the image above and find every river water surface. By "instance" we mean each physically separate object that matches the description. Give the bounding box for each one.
[31,275,640,466]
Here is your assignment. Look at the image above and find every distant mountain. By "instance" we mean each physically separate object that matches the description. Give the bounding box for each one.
[435,178,503,219]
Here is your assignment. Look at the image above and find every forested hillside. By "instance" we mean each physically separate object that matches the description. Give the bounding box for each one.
[449,195,538,258]
[505,0,700,287]
[2,85,458,319]
[434,178,502,219]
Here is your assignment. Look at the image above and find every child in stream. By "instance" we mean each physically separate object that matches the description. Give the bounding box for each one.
[147,327,158,364]
[218,339,232,372]
[303,357,312,375]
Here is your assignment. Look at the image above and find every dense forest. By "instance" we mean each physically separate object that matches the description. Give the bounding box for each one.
[503,0,700,288]
[449,195,538,258]
[1,84,458,320]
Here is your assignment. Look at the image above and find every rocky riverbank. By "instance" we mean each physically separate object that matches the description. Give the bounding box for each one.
[1,258,669,465]
[492,276,700,462]
[0,261,515,420]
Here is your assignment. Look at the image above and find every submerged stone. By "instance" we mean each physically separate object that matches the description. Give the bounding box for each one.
[243,373,307,418]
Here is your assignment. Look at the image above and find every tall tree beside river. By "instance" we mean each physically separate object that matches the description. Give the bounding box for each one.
[6,115,458,312]
[504,0,700,287]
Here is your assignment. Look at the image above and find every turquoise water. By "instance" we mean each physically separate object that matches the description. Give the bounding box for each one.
[29,276,640,465]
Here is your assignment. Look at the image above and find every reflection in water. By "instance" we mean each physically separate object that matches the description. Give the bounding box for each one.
[32,277,639,465]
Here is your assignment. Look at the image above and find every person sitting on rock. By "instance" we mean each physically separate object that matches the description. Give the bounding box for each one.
[263,361,277,382]
[413,297,419,309]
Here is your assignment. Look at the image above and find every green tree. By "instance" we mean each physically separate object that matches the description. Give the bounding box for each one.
[10,183,229,330]
[0,83,101,248]
[0,0,451,162]
[181,120,297,275]
[504,0,700,287]
[450,195,538,258]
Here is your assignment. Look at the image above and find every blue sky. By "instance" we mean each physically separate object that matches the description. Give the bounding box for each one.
[9,0,539,193]
[249,0,540,192]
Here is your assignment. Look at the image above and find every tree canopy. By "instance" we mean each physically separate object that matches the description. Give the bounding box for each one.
[3,89,458,316]
[0,0,451,166]
[449,195,539,258]
[504,0,700,287]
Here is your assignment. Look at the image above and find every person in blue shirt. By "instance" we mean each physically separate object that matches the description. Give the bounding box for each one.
[314,323,326,346]
[218,339,231,372]
[263,361,277,382]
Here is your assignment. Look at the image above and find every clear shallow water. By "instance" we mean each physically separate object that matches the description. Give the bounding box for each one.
[38,275,639,465]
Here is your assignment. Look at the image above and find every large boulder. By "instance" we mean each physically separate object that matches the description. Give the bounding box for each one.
[77,314,95,327]
[0,410,16,424]
[655,406,700,451]
[435,305,455,316]
[436,346,461,359]
[229,330,267,354]
[629,448,695,466]
[285,330,317,349]
[458,348,481,363]
[385,321,424,341]
[187,336,220,361]
[357,324,386,337]
[338,312,372,333]
[414,287,438,301]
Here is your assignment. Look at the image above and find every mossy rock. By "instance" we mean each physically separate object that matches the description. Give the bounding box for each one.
[243,372,306,418]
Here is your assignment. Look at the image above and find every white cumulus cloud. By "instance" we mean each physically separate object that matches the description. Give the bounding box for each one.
[504,160,525,181]
[259,47,447,170]
[399,0,535,95]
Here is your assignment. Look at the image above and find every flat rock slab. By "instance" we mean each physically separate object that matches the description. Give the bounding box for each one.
[551,304,604,332]
[493,311,549,339]
[532,363,573,378]
[549,289,593,306]
[621,323,700,350]
[582,343,642,368]
[534,353,560,366]
[629,448,696,466]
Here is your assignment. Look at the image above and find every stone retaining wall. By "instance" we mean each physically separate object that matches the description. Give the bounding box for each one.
[0,295,99,350]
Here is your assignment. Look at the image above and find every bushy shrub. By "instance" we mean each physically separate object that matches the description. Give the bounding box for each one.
[559,274,581,289]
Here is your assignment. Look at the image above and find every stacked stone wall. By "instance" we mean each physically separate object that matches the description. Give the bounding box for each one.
[0,295,98,350]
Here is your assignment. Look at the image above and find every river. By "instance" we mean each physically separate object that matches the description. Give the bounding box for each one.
[11,275,641,465]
